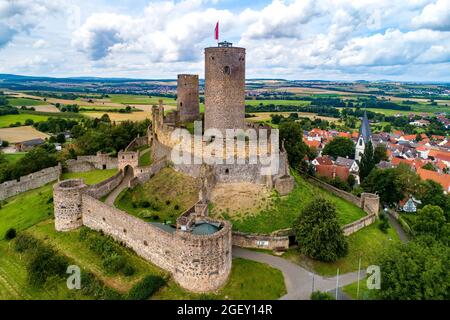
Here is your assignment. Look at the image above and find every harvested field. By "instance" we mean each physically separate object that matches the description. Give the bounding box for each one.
[0,126,49,143]
[247,112,340,123]
[81,111,152,122]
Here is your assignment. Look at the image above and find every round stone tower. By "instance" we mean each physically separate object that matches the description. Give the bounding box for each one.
[204,41,245,135]
[53,179,87,231]
[177,74,199,123]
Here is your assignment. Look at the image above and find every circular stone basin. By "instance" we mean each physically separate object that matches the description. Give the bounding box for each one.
[191,221,220,235]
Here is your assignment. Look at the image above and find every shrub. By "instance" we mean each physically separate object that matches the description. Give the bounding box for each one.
[26,244,69,287]
[140,201,151,208]
[80,271,122,300]
[165,200,171,205]
[378,214,390,233]
[122,264,136,277]
[127,275,166,300]
[151,214,159,221]
[310,291,335,300]
[14,233,39,252]
[102,254,126,274]
[174,204,180,210]
[5,228,16,240]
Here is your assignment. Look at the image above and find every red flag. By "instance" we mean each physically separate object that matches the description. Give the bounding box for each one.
[214,21,219,41]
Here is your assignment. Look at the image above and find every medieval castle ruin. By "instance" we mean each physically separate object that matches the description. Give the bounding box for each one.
[49,42,379,293]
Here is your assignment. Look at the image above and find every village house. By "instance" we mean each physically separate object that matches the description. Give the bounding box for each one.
[15,138,45,152]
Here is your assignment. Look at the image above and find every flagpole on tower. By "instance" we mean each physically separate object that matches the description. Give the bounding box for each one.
[215,21,219,46]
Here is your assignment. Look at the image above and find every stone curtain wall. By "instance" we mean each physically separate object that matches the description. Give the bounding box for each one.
[85,172,123,199]
[342,213,377,236]
[232,231,289,250]
[134,158,168,183]
[81,195,232,292]
[125,136,148,152]
[0,164,61,201]
[67,153,118,173]
[307,176,361,207]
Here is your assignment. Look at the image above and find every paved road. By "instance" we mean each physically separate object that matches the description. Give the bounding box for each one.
[232,247,365,300]
[105,171,132,207]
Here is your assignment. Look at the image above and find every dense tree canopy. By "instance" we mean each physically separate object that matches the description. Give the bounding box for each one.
[377,240,450,300]
[322,136,355,159]
[293,197,348,262]
[279,121,309,172]
[359,140,375,182]
[373,144,388,164]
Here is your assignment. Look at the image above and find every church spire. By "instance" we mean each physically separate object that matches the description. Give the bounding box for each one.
[359,111,372,144]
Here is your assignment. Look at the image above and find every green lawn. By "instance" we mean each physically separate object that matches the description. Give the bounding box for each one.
[0,169,118,239]
[0,114,49,127]
[153,258,286,300]
[6,98,45,107]
[342,277,379,300]
[0,239,96,300]
[211,171,366,233]
[0,184,53,240]
[282,220,400,276]
[115,167,198,224]
[109,94,177,106]
[138,149,152,166]
[3,152,27,164]
[62,169,118,185]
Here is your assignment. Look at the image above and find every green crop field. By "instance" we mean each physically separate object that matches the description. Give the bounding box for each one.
[6,98,45,107]
[283,220,400,276]
[109,94,177,106]
[0,114,49,128]
[211,171,366,234]
[245,99,311,107]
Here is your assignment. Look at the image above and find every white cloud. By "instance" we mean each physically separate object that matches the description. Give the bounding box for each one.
[412,0,450,31]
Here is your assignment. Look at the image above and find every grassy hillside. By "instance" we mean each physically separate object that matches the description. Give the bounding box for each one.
[115,167,199,224]
[211,171,366,233]
[2,152,27,164]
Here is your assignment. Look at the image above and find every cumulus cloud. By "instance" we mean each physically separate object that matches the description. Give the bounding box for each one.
[72,0,234,62]
[412,0,450,31]
[0,0,64,48]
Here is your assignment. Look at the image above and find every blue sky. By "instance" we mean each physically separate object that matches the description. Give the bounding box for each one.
[0,0,449,81]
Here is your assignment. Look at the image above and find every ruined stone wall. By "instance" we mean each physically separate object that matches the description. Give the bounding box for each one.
[80,195,231,292]
[134,158,168,183]
[125,136,148,152]
[67,153,118,173]
[177,74,199,123]
[307,176,361,207]
[342,213,377,236]
[54,179,86,231]
[0,164,61,201]
[204,46,246,134]
[361,193,380,216]
[232,231,289,250]
[84,171,123,199]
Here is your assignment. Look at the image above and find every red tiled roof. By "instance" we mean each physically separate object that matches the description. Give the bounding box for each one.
[304,140,321,149]
[428,150,450,162]
[417,168,450,191]
[416,146,428,152]
[316,164,350,181]
[400,134,416,141]
[338,132,352,138]
[314,156,334,165]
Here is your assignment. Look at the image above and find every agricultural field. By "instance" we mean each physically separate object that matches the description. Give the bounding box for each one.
[247,112,340,123]
[109,94,177,106]
[0,126,49,143]
[282,220,400,276]
[81,111,152,122]
[210,171,366,234]
[0,114,49,128]
[6,97,46,107]
[245,99,311,106]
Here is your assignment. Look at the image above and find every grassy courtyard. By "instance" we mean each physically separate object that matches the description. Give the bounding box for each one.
[211,171,366,233]
[115,167,199,224]
[2,152,27,164]
[282,220,400,276]
[61,169,118,185]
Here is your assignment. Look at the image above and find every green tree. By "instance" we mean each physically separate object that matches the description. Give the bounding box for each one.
[279,121,308,171]
[416,180,450,219]
[377,240,450,300]
[359,140,375,182]
[293,197,348,262]
[421,163,436,172]
[373,144,388,164]
[412,205,449,243]
[56,133,66,144]
[322,136,355,159]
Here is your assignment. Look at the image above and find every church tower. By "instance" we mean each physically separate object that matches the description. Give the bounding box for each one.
[355,111,372,162]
